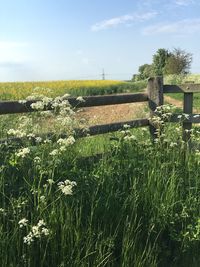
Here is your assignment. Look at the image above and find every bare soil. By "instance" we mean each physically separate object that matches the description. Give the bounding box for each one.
[76,102,148,126]
[77,95,199,126]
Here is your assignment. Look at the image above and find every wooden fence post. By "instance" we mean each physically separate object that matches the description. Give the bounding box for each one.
[147,76,164,140]
[183,92,193,146]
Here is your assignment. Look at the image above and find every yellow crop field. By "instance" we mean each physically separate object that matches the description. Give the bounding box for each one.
[0,80,134,100]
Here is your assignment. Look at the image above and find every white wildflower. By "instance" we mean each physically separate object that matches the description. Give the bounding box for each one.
[57,179,77,196]
[47,179,54,185]
[7,129,26,138]
[31,101,45,110]
[124,135,136,141]
[23,219,49,245]
[35,137,42,143]
[76,96,85,103]
[41,227,49,236]
[18,218,28,228]
[16,147,30,158]
[61,93,70,99]
[169,142,177,148]
[23,232,34,245]
[44,139,52,144]
[183,113,190,119]
[37,219,45,227]
[31,226,40,238]
[42,96,53,105]
[49,149,60,156]
[57,136,75,147]
[27,133,36,139]
[123,124,130,129]
[19,100,27,104]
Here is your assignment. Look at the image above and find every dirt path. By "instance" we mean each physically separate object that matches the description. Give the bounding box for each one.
[77,95,199,126]
[164,95,183,109]
[164,95,199,113]
[77,102,148,126]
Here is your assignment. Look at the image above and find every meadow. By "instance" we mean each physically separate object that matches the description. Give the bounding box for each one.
[1,78,200,266]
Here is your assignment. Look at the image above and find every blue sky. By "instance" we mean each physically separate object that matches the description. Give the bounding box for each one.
[1,0,200,81]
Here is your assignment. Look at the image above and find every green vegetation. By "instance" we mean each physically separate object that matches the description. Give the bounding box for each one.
[2,118,200,266]
[164,74,200,110]
[1,81,200,266]
[133,48,193,81]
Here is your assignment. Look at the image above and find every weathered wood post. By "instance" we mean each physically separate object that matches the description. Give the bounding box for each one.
[147,76,164,141]
[183,92,193,146]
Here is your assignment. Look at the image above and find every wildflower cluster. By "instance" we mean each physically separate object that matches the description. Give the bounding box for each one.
[23,219,49,245]
[119,124,137,142]
[7,90,79,149]
[15,147,30,159]
[76,96,85,103]
[57,179,77,196]
[18,218,28,228]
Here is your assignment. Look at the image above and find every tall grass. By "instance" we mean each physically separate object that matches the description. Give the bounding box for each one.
[1,118,200,266]
[1,83,200,266]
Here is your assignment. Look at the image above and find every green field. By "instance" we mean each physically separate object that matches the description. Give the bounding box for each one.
[1,79,200,266]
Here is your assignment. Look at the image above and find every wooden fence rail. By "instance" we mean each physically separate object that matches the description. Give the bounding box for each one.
[0,93,148,115]
[1,77,200,145]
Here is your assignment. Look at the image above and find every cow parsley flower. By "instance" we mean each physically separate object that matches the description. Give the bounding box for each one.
[49,149,60,156]
[23,219,49,245]
[18,218,28,228]
[19,100,27,104]
[7,129,26,138]
[31,101,45,110]
[16,147,30,158]
[47,179,54,185]
[57,179,77,195]
[76,96,85,103]
[123,124,130,129]
[57,136,75,147]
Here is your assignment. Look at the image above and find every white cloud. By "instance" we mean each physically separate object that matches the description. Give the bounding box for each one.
[175,0,194,6]
[142,18,200,35]
[91,12,157,32]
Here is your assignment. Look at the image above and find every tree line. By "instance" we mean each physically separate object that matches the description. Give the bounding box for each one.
[132,48,192,81]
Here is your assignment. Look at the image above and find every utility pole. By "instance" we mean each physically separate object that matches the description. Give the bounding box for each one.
[102,69,105,80]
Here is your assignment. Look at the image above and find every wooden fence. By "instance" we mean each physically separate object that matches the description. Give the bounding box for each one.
[0,76,200,144]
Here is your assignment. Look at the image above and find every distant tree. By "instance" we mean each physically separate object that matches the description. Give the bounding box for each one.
[138,64,154,80]
[131,47,193,81]
[164,48,192,75]
[152,48,171,76]
[131,74,140,82]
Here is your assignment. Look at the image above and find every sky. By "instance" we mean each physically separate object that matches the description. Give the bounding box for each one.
[1,0,200,82]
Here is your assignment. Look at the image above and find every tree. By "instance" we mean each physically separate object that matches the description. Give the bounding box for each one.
[131,47,193,81]
[138,64,154,80]
[152,48,171,76]
[164,48,192,75]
